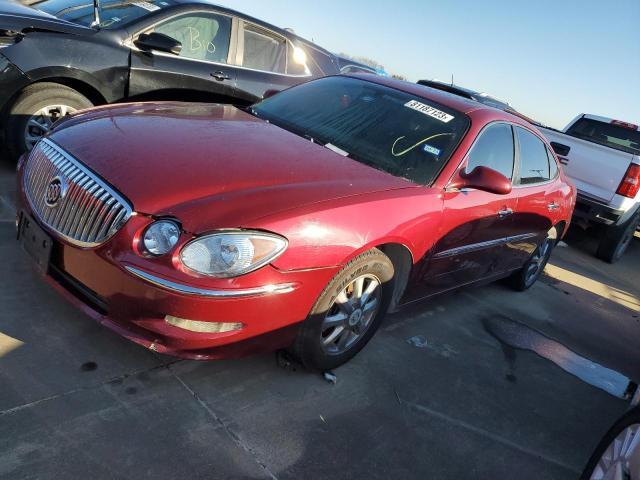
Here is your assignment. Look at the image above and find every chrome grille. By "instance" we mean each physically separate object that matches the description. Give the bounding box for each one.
[23,139,132,247]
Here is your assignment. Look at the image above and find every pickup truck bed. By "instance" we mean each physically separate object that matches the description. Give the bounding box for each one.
[539,114,640,262]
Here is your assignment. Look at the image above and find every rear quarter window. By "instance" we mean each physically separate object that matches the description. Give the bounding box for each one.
[516,127,552,185]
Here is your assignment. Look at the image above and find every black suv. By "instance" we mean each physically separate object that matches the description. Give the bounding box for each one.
[0,0,360,158]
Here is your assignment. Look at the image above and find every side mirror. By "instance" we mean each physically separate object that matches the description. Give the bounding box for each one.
[262,89,281,100]
[550,142,571,157]
[134,32,182,56]
[449,166,512,195]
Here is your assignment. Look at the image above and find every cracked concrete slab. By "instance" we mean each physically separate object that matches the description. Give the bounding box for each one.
[0,161,638,479]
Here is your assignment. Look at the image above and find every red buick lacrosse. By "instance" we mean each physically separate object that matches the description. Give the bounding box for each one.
[16,74,575,370]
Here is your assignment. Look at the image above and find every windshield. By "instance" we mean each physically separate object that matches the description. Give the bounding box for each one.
[566,118,640,155]
[32,0,177,29]
[252,77,469,185]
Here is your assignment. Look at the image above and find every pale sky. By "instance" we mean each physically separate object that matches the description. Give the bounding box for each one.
[217,0,640,129]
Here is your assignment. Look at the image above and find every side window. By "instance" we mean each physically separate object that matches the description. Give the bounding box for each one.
[546,146,559,179]
[151,13,232,63]
[286,43,309,75]
[466,123,515,179]
[516,127,551,185]
[241,23,286,73]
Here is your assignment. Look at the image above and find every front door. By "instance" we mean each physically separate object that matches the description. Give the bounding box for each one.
[405,122,519,301]
[129,11,238,102]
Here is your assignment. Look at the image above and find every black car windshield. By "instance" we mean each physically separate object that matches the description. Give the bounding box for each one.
[252,76,469,185]
[32,0,177,29]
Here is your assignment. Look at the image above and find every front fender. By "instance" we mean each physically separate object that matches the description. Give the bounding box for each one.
[254,188,443,271]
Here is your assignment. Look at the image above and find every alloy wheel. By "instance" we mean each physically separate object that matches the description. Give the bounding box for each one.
[524,237,552,286]
[589,423,639,480]
[24,104,77,151]
[320,274,382,355]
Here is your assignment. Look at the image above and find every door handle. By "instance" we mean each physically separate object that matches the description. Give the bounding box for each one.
[547,202,560,211]
[498,208,513,218]
[211,71,231,81]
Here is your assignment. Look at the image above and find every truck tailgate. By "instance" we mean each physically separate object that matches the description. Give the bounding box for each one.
[541,127,634,203]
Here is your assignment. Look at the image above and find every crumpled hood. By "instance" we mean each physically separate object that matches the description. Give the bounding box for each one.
[0,1,88,34]
[48,102,416,231]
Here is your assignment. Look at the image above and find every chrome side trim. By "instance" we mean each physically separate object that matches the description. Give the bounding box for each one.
[125,266,297,298]
[433,233,538,259]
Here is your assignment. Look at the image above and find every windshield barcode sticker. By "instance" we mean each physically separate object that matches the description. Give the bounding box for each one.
[133,1,161,11]
[404,100,454,123]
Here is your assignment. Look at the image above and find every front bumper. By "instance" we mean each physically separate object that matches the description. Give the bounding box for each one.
[16,193,337,360]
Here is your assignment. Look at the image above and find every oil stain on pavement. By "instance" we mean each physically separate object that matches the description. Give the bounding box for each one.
[482,315,633,399]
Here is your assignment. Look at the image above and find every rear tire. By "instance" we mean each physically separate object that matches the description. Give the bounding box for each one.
[508,228,557,291]
[291,248,395,371]
[596,212,640,264]
[5,82,93,160]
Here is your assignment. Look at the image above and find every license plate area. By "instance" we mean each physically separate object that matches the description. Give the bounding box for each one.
[18,212,53,274]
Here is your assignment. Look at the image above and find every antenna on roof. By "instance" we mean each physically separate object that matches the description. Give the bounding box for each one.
[451,74,454,86]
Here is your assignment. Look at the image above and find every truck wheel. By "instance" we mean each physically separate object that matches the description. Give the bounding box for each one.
[5,82,93,160]
[596,212,640,263]
[291,248,395,371]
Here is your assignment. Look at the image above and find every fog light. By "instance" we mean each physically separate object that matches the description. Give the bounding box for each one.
[165,315,243,333]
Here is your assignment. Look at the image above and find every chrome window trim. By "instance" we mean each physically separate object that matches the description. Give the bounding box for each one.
[433,233,538,259]
[24,139,133,248]
[125,266,298,298]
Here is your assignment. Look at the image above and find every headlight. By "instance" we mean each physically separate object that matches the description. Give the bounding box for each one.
[143,220,181,256]
[179,231,287,277]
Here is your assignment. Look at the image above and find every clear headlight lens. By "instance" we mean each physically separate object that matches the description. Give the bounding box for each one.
[143,220,181,256]
[179,231,287,277]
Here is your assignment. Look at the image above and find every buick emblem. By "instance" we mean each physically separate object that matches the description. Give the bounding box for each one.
[44,176,67,207]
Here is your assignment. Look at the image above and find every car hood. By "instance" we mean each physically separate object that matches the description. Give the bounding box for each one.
[48,102,416,231]
[0,1,89,34]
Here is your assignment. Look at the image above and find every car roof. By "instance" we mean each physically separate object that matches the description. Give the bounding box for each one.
[345,74,543,131]
[417,79,511,109]
[347,74,489,114]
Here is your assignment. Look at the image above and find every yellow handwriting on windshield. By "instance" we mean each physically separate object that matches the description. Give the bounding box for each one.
[391,133,454,157]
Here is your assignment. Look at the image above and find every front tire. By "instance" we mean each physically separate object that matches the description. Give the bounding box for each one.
[5,82,93,159]
[291,248,395,371]
[596,212,640,264]
[580,407,640,480]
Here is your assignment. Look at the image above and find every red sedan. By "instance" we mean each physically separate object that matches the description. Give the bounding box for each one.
[16,75,576,370]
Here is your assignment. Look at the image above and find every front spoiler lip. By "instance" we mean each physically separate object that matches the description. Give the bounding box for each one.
[124,265,299,298]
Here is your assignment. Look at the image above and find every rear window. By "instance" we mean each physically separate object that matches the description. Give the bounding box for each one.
[566,118,640,155]
[33,0,177,29]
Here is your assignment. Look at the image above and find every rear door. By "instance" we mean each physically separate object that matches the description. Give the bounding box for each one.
[407,122,519,300]
[508,127,562,267]
[128,11,238,102]
[231,20,313,104]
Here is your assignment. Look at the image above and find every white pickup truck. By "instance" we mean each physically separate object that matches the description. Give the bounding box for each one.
[540,114,640,263]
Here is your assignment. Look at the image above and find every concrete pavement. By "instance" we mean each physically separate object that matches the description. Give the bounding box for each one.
[1,161,638,479]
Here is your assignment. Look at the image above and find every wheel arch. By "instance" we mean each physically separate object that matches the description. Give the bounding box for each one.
[376,242,414,313]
